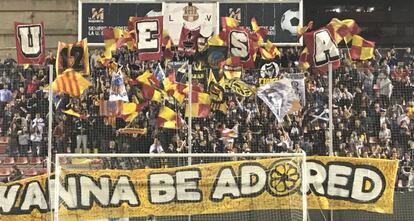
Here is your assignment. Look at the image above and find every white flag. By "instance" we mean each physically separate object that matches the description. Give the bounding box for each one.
[257,78,298,122]
[109,69,129,102]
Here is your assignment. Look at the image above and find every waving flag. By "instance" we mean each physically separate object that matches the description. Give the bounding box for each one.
[221,17,239,31]
[136,70,160,87]
[103,28,133,59]
[185,92,211,118]
[141,84,162,103]
[52,69,91,97]
[99,100,123,117]
[157,106,184,129]
[257,79,298,122]
[259,40,280,60]
[109,69,129,102]
[326,18,360,44]
[351,35,375,61]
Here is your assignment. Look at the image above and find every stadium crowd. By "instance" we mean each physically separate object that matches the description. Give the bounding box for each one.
[0,46,413,187]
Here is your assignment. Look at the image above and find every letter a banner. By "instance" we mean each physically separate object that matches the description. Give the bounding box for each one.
[134,16,163,61]
[0,156,398,221]
[14,22,46,64]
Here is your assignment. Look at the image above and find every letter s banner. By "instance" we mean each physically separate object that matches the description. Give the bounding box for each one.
[56,39,90,75]
[135,16,163,61]
[14,22,45,65]
[0,156,398,221]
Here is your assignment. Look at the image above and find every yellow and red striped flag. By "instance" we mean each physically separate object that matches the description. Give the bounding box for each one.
[259,40,280,60]
[185,92,211,118]
[350,35,375,61]
[251,18,268,44]
[211,101,228,113]
[157,106,184,129]
[52,69,91,97]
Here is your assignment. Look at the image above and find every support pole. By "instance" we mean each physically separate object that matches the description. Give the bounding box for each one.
[187,63,192,221]
[47,64,54,221]
[328,63,334,221]
[187,63,192,166]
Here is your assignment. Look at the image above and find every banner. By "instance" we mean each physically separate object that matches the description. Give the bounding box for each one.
[163,2,217,44]
[134,16,163,61]
[257,78,297,122]
[56,39,90,75]
[0,156,397,220]
[178,26,201,55]
[14,22,45,64]
[219,2,302,45]
[109,69,129,102]
[285,73,306,107]
[79,2,162,44]
[225,78,256,97]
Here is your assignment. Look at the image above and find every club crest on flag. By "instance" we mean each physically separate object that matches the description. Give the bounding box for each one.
[183,3,199,22]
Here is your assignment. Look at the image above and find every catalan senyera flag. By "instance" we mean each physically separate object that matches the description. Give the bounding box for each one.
[141,84,162,103]
[259,40,280,60]
[118,128,147,135]
[99,100,123,117]
[103,28,133,59]
[157,106,184,129]
[52,69,91,97]
[326,18,361,44]
[185,92,211,118]
[351,35,375,61]
[136,70,160,87]
[221,17,239,31]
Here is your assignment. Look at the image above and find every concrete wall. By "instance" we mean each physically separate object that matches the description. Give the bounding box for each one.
[0,0,78,58]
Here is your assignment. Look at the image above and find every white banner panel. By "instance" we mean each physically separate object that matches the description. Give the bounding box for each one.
[163,3,218,45]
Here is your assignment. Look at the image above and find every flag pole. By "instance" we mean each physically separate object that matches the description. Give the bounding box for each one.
[47,64,54,221]
[328,62,334,221]
[188,63,192,166]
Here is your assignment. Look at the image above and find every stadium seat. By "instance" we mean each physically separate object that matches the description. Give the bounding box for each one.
[15,157,28,165]
[0,136,7,144]
[24,168,38,177]
[3,157,15,165]
[0,146,6,154]
[0,168,11,177]
[29,157,43,165]
[37,168,47,175]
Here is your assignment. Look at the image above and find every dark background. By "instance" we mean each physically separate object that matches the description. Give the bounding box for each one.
[303,0,414,47]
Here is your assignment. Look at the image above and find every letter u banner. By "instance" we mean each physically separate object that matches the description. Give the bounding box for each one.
[14,22,46,64]
[0,157,398,220]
